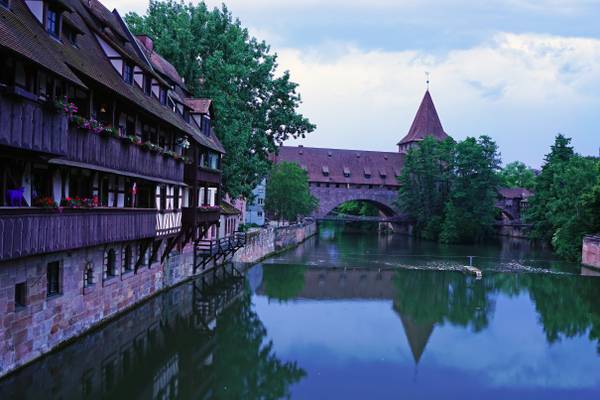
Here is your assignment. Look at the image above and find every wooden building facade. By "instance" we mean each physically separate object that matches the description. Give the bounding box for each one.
[0,0,227,376]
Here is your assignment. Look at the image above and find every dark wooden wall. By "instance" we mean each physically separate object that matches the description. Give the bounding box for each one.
[0,208,157,262]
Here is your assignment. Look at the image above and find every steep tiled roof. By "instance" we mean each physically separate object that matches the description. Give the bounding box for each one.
[398,90,448,145]
[498,187,533,199]
[221,200,241,215]
[1,0,227,154]
[185,98,212,115]
[273,146,404,186]
[0,3,84,87]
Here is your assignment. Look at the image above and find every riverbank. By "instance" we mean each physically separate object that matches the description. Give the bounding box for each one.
[234,221,317,264]
[0,221,316,379]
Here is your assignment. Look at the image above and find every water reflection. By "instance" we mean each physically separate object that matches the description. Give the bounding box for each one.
[0,270,305,400]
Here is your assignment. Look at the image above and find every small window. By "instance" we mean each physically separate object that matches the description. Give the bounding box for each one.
[46,8,60,38]
[258,211,263,217]
[122,245,133,273]
[84,263,94,288]
[123,63,134,85]
[47,261,60,297]
[143,75,152,96]
[159,88,167,105]
[104,249,117,279]
[15,282,27,309]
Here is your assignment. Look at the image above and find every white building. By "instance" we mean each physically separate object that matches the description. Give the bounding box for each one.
[245,178,266,226]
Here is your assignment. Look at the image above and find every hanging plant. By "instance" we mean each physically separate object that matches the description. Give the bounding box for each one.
[176,137,190,149]
[54,96,78,117]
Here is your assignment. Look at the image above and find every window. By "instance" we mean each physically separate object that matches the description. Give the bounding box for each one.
[63,25,78,46]
[15,282,27,309]
[122,245,133,273]
[159,87,167,105]
[123,63,134,85]
[47,261,60,297]
[104,249,117,279]
[143,75,152,96]
[258,211,263,217]
[46,8,60,38]
[84,263,94,288]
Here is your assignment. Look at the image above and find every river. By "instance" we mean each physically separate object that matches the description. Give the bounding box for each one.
[1,222,600,399]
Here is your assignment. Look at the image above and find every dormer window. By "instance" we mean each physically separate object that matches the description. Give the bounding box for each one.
[343,167,351,178]
[63,25,77,46]
[46,7,60,38]
[143,75,152,96]
[322,166,329,177]
[123,63,134,85]
[159,87,167,105]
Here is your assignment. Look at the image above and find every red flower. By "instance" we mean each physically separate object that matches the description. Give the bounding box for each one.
[66,197,71,201]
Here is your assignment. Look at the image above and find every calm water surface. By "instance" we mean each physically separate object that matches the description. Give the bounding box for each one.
[2,223,600,399]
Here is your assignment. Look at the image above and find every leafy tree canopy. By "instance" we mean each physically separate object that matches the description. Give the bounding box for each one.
[264,162,318,222]
[397,135,501,243]
[125,1,315,197]
[498,161,537,189]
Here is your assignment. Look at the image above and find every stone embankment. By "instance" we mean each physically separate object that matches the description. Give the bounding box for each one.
[233,221,317,264]
[582,235,600,269]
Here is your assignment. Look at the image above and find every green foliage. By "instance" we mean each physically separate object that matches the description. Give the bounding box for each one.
[334,201,380,217]
[214,290,306,398]
[262,264,307,302]
[397,136,454,240]
[125,1,315,197]
[265,162,318,222]
[498,161,536,189]
[527,134,600,260]
[398,135,501,243]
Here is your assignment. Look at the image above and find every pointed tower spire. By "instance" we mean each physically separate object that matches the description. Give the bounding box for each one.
[398,90,449,152]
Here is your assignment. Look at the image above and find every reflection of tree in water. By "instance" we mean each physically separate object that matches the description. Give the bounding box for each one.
[525,275,600,351]
[212,290,306,399]
[393,269,600,354]
[261,264,306,302]
[393,269,494,332]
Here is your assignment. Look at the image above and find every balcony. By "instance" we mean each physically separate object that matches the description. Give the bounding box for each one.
[61,127,185,183]
[0,208,157,262]
[184,164,221,185]
[0,93,68,156]
[182,207,220,229]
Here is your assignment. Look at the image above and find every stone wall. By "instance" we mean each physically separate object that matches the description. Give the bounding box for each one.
[233,222,317,264]
[582,235,600,269]
[0,240,196,378]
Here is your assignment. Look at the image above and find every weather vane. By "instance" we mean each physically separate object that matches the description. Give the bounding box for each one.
[425,71,430,90]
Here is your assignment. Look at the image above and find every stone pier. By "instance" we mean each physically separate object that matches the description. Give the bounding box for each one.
[582,235,600,269]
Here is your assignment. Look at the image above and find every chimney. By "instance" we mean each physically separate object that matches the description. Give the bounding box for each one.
[136,35,154,52]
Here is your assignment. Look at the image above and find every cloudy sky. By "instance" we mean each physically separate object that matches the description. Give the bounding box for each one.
[107,0,600,167]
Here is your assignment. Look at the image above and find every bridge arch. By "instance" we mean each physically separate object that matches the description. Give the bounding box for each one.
[310,186,401,219]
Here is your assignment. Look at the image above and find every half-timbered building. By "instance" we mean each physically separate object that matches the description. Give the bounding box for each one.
[0,0,227,375]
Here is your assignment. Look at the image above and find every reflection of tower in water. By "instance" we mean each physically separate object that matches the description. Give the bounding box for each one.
[392,300,435,374]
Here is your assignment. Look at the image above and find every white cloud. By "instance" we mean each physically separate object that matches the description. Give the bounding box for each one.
[277,33,600,166]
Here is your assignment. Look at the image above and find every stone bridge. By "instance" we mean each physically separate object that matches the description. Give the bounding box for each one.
[310,186,401,218]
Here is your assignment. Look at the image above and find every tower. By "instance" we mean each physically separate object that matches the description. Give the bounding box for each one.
[398,90,449,153]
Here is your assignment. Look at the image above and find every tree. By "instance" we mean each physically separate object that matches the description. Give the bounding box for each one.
[526,134,600,260]
[440,136,501,243]
[397,136,455,240]
[527,134,575,242]
[498,161,536,189]
[398,135,500,243]
[334,201,380,217]
[264,162,317,222]
[125,1,315,198]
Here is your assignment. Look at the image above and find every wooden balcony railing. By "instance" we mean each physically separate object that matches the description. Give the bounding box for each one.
[184,164,221,185]
[0,208,157,262]
[182,207,221,229]
[64,128,185,183]
[0,93,68,156]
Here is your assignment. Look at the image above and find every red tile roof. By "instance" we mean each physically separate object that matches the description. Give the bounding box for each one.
[185,98,212,115]
[498,188,533,199]
[398,90,448,145]
[273,146,405,186]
